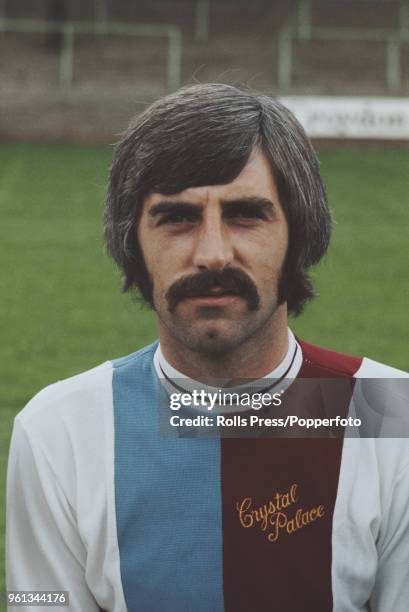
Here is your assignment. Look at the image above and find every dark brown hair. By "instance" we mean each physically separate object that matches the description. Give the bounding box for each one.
[104,83,331,315]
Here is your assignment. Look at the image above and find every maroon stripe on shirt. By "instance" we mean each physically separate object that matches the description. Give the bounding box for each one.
[220,340,362,612]
[221,438,343,611]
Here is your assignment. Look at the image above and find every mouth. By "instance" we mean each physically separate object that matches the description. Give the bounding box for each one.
[186,286,241,306]
[166,270,260,314]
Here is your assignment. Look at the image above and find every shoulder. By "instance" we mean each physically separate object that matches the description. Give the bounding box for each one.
[297,337,409,378]
[16,360,113,434]
[297,337,363,377]
[297,337,409,442]
[354,356,409,378]
[15,342,158,440]
[10,343,158,500]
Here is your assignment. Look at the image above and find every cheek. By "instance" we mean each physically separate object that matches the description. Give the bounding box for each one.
[269,227,289,269]
[242,230,288,272]
[146,252,182,302]
[150,239,193,283]
[139,230,167,276]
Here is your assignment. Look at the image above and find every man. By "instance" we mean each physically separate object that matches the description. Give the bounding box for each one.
[6,84,409,611]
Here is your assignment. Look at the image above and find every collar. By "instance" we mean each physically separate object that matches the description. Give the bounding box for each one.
[153,329,302,415]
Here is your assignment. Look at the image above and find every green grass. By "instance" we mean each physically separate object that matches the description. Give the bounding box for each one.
[0,143,408,604]
[292,146,409,365]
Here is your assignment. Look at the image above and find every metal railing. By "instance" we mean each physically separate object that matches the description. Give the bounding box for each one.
[0,18,182,92]
[277,0,409,92]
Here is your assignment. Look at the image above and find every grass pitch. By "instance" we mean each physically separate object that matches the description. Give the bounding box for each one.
[0,143,408,603]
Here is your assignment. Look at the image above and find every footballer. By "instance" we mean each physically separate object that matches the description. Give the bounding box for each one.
[6,84,409,611]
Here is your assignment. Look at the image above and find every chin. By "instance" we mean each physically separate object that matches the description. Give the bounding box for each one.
[178,325,248,356]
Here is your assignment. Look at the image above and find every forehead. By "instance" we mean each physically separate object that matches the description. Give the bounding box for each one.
[144,149,281,208]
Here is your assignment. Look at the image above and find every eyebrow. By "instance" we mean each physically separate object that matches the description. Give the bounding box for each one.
[148,201,199,217]
[148,197,275,217]
[221,197,275,214]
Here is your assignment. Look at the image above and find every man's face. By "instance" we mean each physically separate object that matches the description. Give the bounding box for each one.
[137,149,289,355]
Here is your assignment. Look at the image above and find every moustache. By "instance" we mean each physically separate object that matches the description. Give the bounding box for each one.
[165,267,260,313]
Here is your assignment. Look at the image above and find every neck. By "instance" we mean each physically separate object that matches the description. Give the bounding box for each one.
[158,306,289,383]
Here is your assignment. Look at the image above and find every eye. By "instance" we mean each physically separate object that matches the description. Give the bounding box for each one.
[158,211,199,226]
[224,206,267,222]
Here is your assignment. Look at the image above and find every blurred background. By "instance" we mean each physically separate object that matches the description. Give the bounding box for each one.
[0,0,408,139]
[1,0,408,602]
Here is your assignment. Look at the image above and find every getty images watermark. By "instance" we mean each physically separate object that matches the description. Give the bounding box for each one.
[169,389,283,412]
[169,412,362,430]
[168,388,361,431]
[160,384,363,437]
[160,378,409,438]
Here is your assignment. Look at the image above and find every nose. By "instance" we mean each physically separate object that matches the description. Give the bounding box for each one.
[192,213,234,271]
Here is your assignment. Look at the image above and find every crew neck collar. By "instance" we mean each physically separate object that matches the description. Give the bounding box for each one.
[153,329,302,414]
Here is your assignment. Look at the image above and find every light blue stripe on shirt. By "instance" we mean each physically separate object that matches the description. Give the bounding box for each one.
[112,343,224,612]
